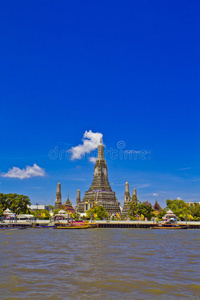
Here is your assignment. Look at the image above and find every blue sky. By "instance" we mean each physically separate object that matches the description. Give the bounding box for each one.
[1,0,200,207]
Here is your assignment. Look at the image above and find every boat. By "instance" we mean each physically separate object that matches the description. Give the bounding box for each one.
[54,221,97,229]
[33,225,55,228]
[151,224,187,229]
[151,209,188,229]
[151,220,187,230]
[0,227,27,230]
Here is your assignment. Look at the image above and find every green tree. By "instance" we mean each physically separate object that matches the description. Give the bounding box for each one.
[189,203,200,220]
[166,199,190,220]
[32,209,50,219]
[0,193,8,215]
[138,202,154,220]
[86,205,108,220]
[157,209,166,220]
[0,193,31,216]
[164,199,200,221]
[0,206,4,217]
[128,201,139,219]
[71,212,80,221]
[128,201,154,220]
[48,205,54,210]
[53,209,60,216]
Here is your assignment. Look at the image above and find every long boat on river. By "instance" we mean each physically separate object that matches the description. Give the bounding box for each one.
[151,224,187,230]
[54,221,97,229]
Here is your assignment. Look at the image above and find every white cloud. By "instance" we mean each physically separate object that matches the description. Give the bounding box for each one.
[89,157,97,163]
[176,197,182,200]
[153,193,158,196]
[69,130,103,160]
[1,164,46,180]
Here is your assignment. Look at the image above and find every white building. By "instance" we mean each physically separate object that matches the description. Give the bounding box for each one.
[28,205,51,211]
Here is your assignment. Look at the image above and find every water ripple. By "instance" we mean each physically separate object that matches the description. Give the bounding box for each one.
[0,228,200,299]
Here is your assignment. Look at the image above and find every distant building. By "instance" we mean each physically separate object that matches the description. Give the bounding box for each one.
[76,138,121,214]
[65,196,72,206]
[18,214,34,220]
[62,205,75,214]
[3,208,15,218]
[153,201,162,216]
[186,201,200,206]
[54,209,68,221]
[28,205,51,211]
[54,181,62,209]
[62,196,76,214]
[153,201,162,211]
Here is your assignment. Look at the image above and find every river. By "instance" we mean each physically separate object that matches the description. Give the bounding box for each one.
[0,228,200,299]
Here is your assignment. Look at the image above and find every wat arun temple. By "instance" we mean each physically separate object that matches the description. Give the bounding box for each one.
[76,138,121,214]
[54,138,142,215]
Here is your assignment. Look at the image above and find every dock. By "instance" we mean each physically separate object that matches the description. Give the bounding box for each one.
[1,220,200,229]
[95,220,200,229]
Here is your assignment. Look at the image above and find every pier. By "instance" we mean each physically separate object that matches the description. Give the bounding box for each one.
[95,220,200,229]
[0,220,54,228]
[1,220,200,229]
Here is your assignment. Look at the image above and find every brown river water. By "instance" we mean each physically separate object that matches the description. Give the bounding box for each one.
[0,228,200,299]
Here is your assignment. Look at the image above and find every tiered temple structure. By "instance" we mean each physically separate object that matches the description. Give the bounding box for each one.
[62,196,76,214]
[122,183,138,216]
[153,200,161,211]
[75,189,81,211]
[122,181,131,215]
[153,200,162,216]
[54,181,62,209]
[65,195,72,206]
[76,138,121,214]
[132,187,138,203]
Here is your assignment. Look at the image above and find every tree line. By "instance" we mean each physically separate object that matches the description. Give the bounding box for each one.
[0,193,31,216]
[157,199,200,221]
[128,199,200,221]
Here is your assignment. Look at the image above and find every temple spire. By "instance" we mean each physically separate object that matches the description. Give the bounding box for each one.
[55,181,62,209]
[98,138,104,160]
[76,189,81,203]
[132,187,138,203]
[122,180,131,215]
[125,181,129,192]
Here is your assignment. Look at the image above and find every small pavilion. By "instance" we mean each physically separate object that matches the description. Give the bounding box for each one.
[54,209,69,221]
[3,208,15,219]
[163,209,176,221]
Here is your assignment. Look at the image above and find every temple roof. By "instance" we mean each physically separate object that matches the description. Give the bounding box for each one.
[153,201,162,211]
[58,209,67,214]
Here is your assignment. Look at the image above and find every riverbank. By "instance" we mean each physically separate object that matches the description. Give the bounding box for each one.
[1,220,200,229]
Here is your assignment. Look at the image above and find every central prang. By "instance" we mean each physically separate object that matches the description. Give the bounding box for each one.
[76,138,121,214]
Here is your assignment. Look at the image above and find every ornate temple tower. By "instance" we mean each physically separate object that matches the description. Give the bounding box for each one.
[122,181,131,215]
[54,181,62,209]
[132,187,138,203]
[124,181,130,202]
[75,189,81,211]
[77,138,121,214]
